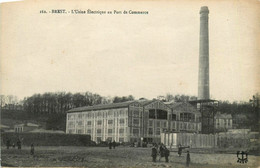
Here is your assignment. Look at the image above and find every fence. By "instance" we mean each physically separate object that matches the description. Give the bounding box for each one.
[1,132,92,146]
[161,132,217,148]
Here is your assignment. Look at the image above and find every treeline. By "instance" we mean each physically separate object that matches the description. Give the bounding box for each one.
[159,94,197,102]
[218,101,253,115]
[23,92,135,114]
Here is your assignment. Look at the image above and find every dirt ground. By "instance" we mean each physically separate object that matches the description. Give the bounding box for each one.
[1,146,259,168]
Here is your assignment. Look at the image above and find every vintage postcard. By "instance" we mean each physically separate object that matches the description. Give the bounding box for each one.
[0,0,259,167]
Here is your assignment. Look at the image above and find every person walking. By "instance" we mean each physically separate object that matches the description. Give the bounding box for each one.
[164,146,170,163]
[17,139,21,150]
[112,140,116,149]
[178,144,182,157]
[109,141,112,149]
[151,145,157,162]
[6,138,10,149]
[158,144,165,162]
[186,151,190,167]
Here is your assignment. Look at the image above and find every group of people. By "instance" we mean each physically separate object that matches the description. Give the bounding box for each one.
[6,138,35,155]
[151,143,170,163]
[151,143,191,167]
[108,140,116,149]
[6,138,21,150]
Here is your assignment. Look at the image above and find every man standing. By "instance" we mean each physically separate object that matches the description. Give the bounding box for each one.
[6,138,10,149]
[186,151,190,167]
[178,144,182,157]
[109,141,112,149]
[17,139,21,150]
[151,145,157,162]
[112,140,116,149]
[158,144,165,162]
[164,146,170,163]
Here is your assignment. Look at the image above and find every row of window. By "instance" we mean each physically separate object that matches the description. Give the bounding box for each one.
[69,122,199,135]
[179,123,197,130]
[215,119,232,123]
[97,119,126,125]
[96,128,125,134]
[149,120,167,127]
[68,110,128,120]
[148,128,161,135]
[70,128,127,134]
[180,113,196,122]
[148,109,168,120]
[74,128,140,135]
[69,118,142,127]
[69,120,199,129]
[69,119,127,126]
[97,137,125,142]
[68,112,200,122]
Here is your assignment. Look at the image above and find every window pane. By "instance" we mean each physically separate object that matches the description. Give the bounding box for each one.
[149,120,153,127]
[148,128,153,135]
[156,128,160,135]
[134,110,139,116]
[119,128,124,133]
[149,109,156,119]
[133,129,139,135]
[133,119,139,125]
[157,121,160,127]
[157,109,167,120]
[172,114,177,121]
[120,119,125,124]
[108,129,113,134]
[108,111,113,116]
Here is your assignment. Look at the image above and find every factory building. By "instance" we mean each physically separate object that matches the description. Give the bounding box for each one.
[214,112,233,132]
[66,100,201,143]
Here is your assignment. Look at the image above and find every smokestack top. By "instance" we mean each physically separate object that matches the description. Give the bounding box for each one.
[200,6,209,14]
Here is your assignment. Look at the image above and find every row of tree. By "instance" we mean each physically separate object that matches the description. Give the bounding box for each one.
[0,95,20,107]
[2,92,257,116]
[157,94,197,102]
[21,92,135,114]
[1,92,258,131]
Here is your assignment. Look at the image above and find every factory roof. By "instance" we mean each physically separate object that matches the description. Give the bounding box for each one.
[67,100,153,113]
[67,99,200,113]
[166,102,199,113]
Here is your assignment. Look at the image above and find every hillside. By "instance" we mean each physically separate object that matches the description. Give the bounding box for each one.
[1,109,66,131]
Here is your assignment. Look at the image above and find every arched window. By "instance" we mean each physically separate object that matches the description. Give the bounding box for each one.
[149,109,156,119]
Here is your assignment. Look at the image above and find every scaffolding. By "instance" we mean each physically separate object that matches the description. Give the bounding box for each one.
[189,99,219,134]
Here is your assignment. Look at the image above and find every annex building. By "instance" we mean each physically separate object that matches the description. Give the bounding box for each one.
[66,100,202,143]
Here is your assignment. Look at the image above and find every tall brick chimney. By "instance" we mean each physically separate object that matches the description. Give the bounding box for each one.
[198,6,210,100]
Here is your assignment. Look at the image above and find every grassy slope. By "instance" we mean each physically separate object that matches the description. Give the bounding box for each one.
[1,109,66,131]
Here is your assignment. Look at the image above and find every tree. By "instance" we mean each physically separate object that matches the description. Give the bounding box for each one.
[163,93,197,102]
[0,95,6,108]
[113,95,135,103]
[250,93,260,131]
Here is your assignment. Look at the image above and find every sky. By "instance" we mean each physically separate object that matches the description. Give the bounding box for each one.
[1,0,259,102]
